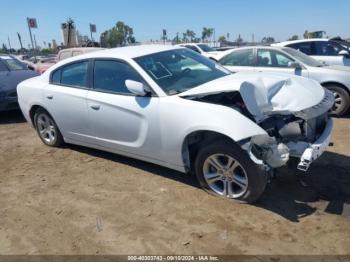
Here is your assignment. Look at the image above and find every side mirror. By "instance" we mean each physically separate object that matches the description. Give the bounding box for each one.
[27,65,35,71]
[288,61,302,69]
[125,80,148,96]
[338,50,350,58]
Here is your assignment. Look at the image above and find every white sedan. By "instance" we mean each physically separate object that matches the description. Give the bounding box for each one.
[17,45,334,203]
[177,43,228,61]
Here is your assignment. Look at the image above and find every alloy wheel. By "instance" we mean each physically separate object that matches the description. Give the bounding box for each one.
[203,153,248,199]
[36,113,57,144]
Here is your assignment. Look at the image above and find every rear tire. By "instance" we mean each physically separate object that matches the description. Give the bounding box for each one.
[34,108,63,147]
[324,85,350,116]
[194,140,268,203]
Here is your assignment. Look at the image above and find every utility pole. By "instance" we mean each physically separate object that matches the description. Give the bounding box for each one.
[33,34,38,50]
[7,36,12,53]
[17,32,23,51]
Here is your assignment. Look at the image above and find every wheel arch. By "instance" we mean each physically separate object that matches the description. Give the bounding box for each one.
[29,104,53,127]
[181,130,239,173]
[321,81,350,95]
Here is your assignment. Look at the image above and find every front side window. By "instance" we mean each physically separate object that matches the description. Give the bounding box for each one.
[257,50,294,68]
[93,60,142,94]
[314,41,346,56]
[60,61,88,87]
[287,42,313,55]
[134,49,229,95]
[220,49,254,66]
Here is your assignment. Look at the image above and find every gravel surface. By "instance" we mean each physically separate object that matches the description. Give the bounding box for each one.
[0,111,349,255]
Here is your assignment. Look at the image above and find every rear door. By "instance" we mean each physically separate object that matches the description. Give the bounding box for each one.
[219,48,256,73]
[87,59,161,158]
[44,60,92,142]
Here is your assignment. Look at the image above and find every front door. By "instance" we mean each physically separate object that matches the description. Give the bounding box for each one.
[87,59,161,159]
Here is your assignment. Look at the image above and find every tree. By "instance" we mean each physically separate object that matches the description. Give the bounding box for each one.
[261,36,275,44]
[303,30,309,39]
[100,21,136,48]
[202,27,214,42]
[186,30,196,42]
[218,35,226,43]
[288,35,299,41]
[41,48,54,55]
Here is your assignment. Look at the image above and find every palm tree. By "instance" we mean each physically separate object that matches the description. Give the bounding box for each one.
[186,30,196,42]
[202,27,214,42]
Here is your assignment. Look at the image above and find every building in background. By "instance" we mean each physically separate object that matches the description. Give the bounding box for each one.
[61,18,78,47]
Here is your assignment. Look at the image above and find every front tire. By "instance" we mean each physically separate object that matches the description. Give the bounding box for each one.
[324,85,350,116]
[34,108,63,147]
[194,141,268,203]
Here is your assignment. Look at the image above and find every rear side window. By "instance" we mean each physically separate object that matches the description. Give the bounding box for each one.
[287,42,313,55]
[51,61,88,88]
[93,60,142,94]
[219,49,254,66]
[51,69,61,84]
[59,51,71,61]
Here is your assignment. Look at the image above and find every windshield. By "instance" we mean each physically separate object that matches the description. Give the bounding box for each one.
[197,44,215,52]
[134,49,229,95]
[283,47,323,67]
[0,56,27,70]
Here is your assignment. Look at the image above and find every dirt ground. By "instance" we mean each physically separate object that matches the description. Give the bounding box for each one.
[0,110,349,255]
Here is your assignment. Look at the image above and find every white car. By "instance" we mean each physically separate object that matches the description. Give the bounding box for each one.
[177,43,227,61]
[17,45,334,203]
[219,46,350,116]
[273,39,350,66]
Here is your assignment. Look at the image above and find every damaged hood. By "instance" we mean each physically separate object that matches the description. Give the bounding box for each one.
[179,72,327,121]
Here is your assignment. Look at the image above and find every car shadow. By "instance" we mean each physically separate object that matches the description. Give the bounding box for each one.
[256,151,350,222]
[67,144,350,222]
[67,144,200,188]
[0,110,26,124]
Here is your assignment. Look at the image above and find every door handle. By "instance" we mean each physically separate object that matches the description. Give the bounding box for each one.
[90,104,100,110]
[46,95,53,100]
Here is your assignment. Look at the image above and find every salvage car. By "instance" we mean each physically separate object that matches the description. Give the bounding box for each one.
[0,55,38,111]
[218,46,350,116]
[17,45,334,203]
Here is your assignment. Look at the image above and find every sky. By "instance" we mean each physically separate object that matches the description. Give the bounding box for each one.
[1,0,350,49]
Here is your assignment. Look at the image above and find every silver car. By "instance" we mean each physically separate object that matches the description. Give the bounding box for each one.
[219,46,350,115]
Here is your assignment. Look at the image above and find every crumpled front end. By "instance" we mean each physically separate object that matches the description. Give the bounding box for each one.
[245,89,334,171]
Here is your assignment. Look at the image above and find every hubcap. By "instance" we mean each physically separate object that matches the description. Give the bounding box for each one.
[332,91,343,113]
[203,154,248,199]
[37,113,56,144]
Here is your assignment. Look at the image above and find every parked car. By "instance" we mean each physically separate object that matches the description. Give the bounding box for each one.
[272,39,350,66]
[0,55,38,111]
[218,46,349,116]
[17,45,334,203]
[177,43,227,61]
[35,47,104,74]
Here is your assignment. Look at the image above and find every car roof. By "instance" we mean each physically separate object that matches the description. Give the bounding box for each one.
[68,45,180,60]
[273,38,329,46]
[43,45,184,76]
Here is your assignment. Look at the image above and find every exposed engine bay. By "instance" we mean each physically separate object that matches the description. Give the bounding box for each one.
[187,89,334,172]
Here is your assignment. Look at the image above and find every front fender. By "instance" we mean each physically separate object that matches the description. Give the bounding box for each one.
[159,97,268,169]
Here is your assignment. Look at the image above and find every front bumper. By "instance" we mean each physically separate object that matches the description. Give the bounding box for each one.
[297,118,333,171]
